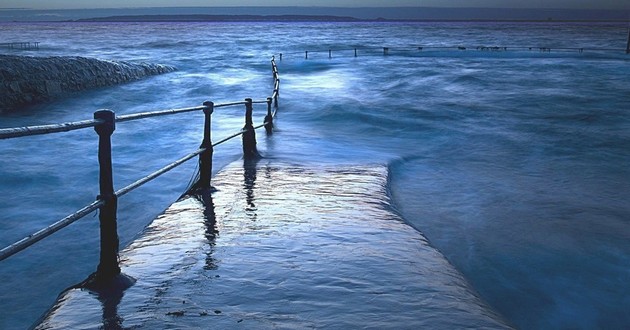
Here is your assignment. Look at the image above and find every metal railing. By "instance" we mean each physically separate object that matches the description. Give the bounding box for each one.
[0,56,281,286]
[0,42,40,50]
[274,36,630,60]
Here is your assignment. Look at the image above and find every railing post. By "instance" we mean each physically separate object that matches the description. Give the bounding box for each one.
[199,101,214,189]
[265,97,273,135]
[242,98,259,159]
[93,109,120,283]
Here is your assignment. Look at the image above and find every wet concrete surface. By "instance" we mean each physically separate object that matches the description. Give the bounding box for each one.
[37,160,511,329]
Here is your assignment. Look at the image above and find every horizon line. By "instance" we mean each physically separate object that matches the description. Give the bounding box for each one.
[3,6,630,11]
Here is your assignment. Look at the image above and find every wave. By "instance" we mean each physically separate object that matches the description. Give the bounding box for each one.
[387,151,630,329]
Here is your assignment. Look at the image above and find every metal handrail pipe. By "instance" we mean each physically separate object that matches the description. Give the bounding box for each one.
[0,119,104,140]
[212,129,247,147]
[0,102,242,140]
[0,55,281,263]
[115,105,208,123]
[214,101,248,108]
[0,199,104,261]
[115,148,206,198]
[0,115,274,262]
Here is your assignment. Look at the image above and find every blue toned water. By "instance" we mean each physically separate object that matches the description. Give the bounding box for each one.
[1,21,629,329]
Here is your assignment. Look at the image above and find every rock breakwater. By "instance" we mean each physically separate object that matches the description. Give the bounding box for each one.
[0,55,176,112]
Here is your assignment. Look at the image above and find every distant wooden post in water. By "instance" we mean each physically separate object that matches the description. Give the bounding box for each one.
[93,110,121,283]
[626,29,630,54]
[384,47,389,55]
[305,50,309,59]
[199,101,214,189]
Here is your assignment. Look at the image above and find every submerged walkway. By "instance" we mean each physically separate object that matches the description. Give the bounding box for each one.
[37,161,511,329]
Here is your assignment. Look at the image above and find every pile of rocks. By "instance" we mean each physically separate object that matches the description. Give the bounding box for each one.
[0,55,176,112]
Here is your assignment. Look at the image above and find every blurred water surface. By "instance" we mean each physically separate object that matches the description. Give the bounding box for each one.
[0,21,629,329]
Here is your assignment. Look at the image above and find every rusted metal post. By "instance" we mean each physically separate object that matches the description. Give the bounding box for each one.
[264,97,273,135]
[93,109,120,283]
[199,101,214,189]
[242,98,259,159]
[384,47,389,55]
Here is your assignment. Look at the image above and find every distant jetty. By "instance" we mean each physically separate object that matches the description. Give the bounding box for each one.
[0,55,175,112]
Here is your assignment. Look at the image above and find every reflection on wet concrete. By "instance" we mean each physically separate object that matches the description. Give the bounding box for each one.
[194,188,218,271]
[36,161,512,329]
[97,284,125,330]
[35,273,136,330]
[243,158,258,219]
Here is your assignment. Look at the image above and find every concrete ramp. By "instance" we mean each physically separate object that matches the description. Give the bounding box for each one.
[37,161,511,329]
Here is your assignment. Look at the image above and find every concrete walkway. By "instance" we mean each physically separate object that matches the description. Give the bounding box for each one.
[37,160,511,329]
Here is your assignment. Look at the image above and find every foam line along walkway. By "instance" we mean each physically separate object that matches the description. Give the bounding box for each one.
[37,160,512,329]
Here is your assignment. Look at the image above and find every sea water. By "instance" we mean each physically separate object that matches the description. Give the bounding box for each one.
[0,21,629,329]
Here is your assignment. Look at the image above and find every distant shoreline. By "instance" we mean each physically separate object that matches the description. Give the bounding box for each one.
[2,7,629,23]
[69,15,630,23]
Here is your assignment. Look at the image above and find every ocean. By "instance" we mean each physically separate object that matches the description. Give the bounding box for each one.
[1,21,629,329]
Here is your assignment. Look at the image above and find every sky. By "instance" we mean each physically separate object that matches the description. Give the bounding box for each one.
[2,0,629,10]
